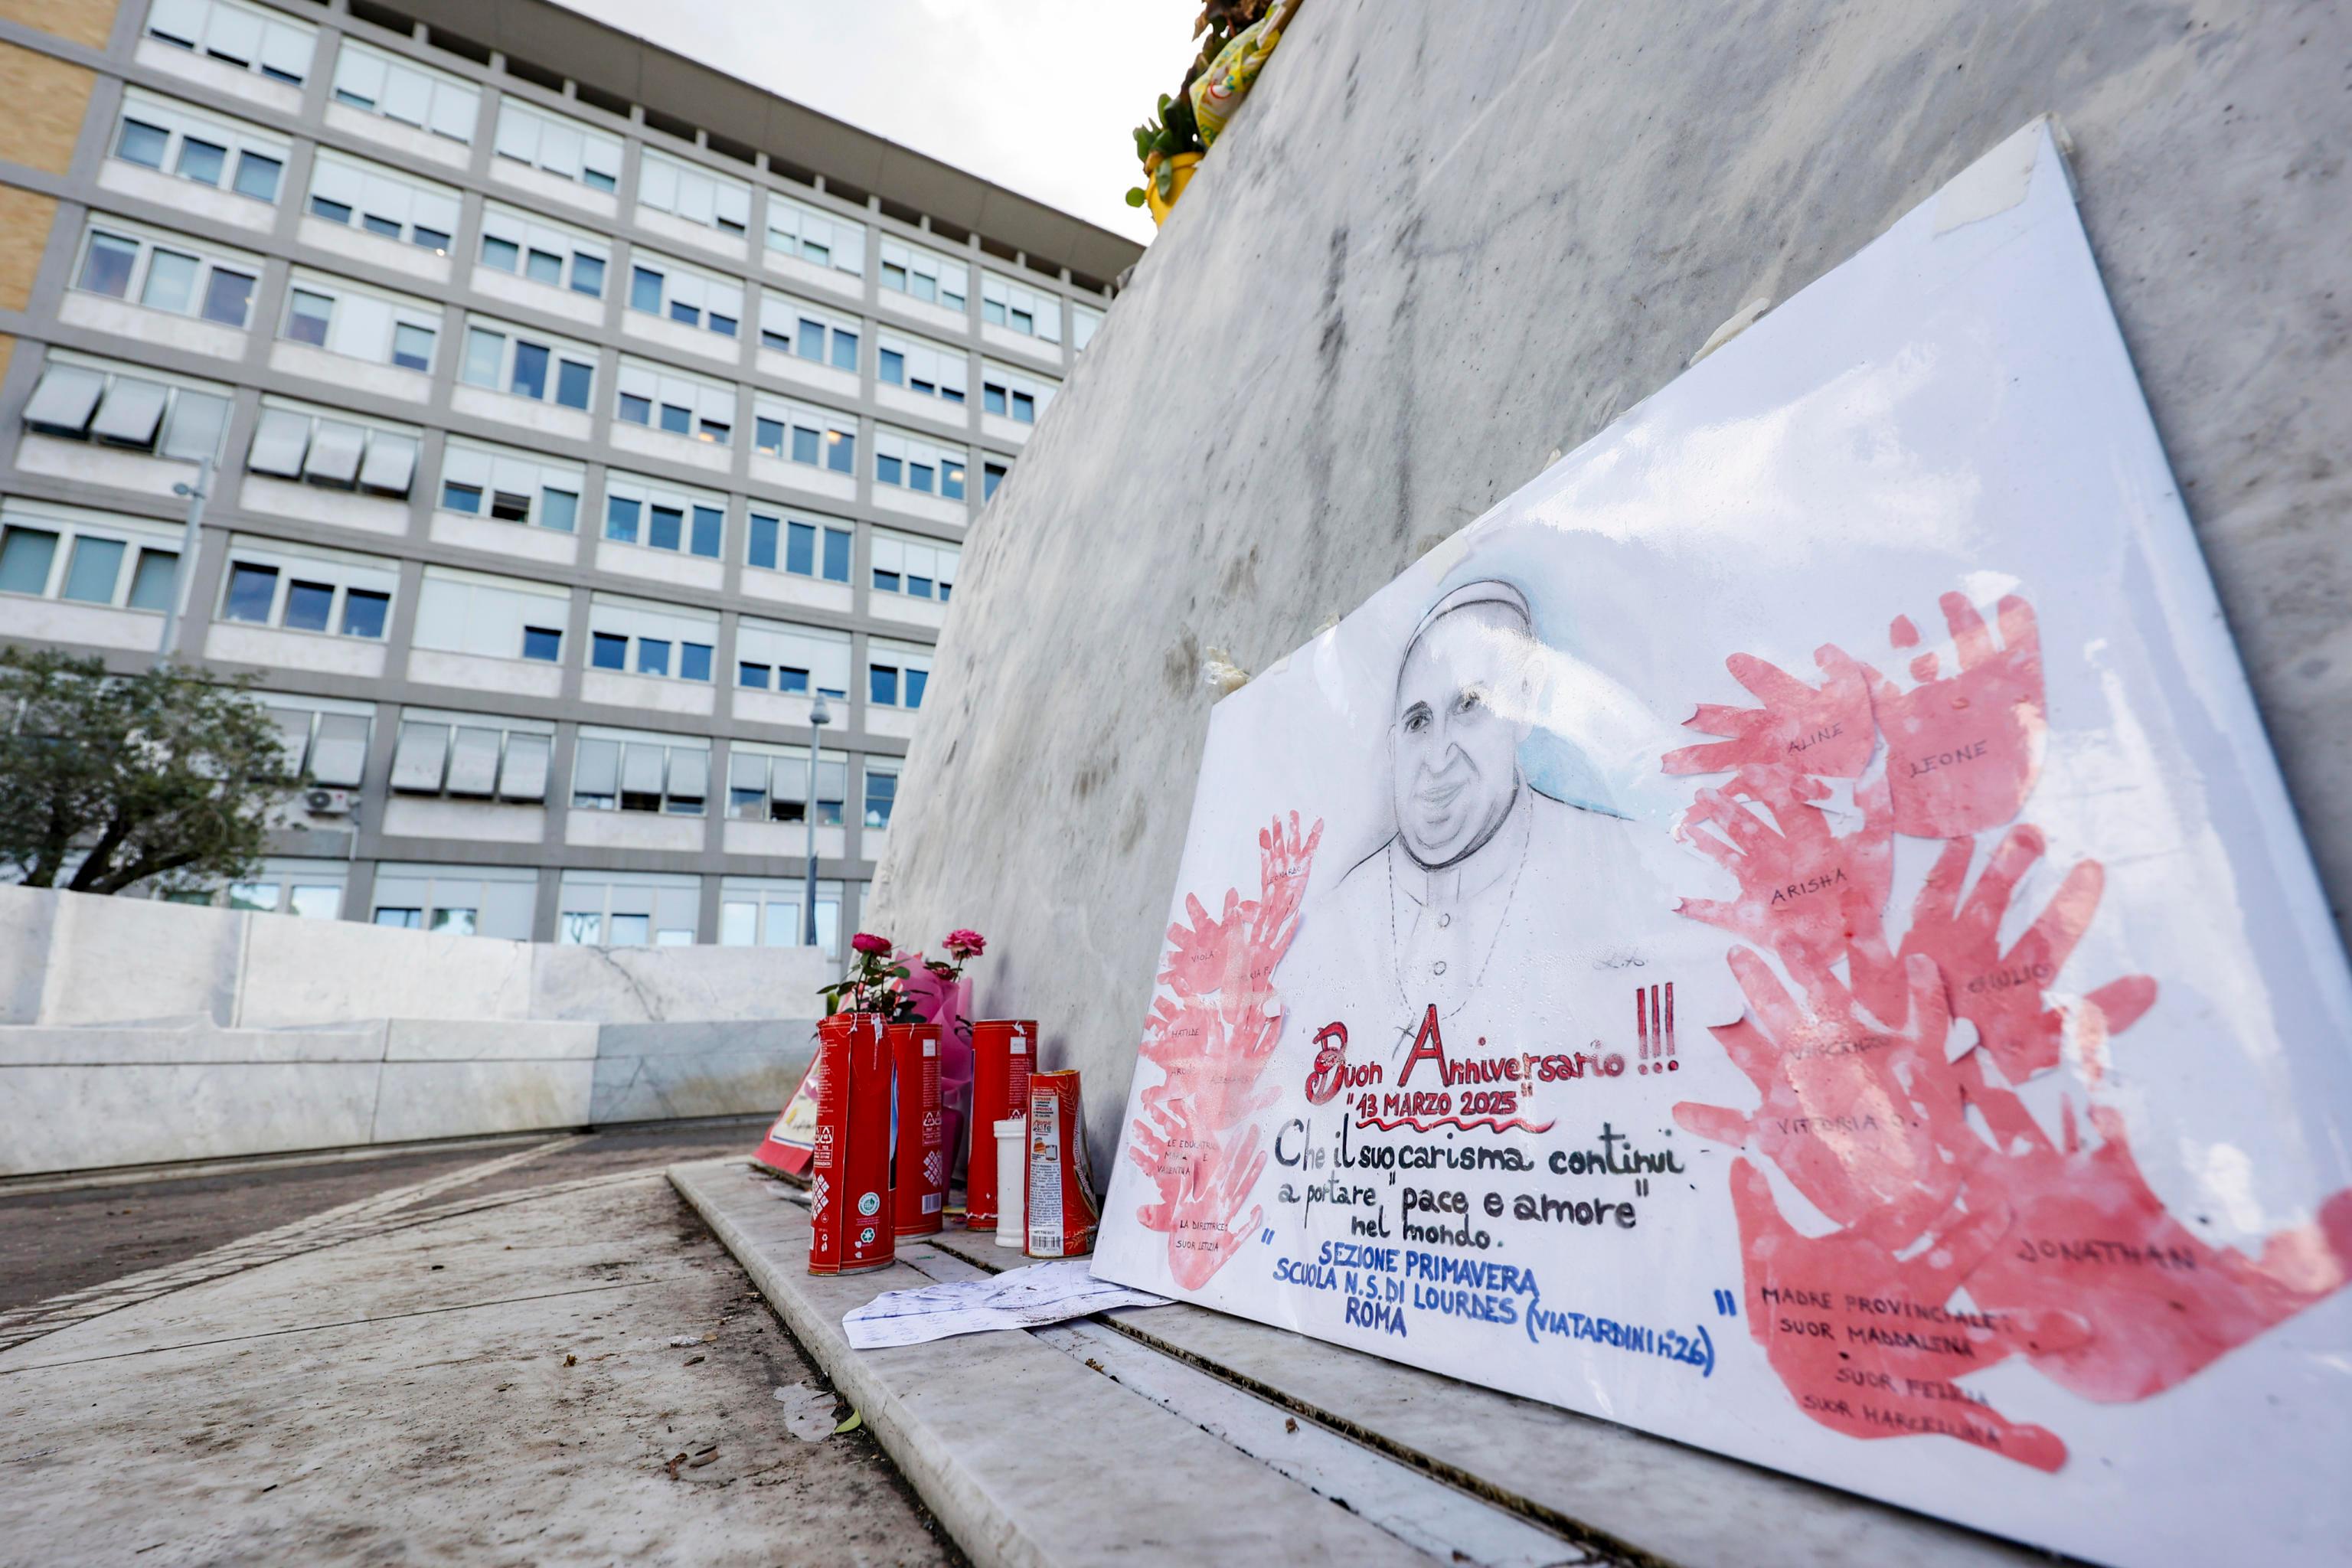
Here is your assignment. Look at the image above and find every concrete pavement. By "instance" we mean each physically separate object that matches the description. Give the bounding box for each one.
[0,1124,962,1566]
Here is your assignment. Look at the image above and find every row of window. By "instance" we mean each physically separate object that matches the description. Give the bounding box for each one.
[65,232,1030,460]
[18,366,972,591]
[165,855,862,956]
[126,16,1106,345]
[266,694,903,835]
[77,191,1064,433]
[27,343,1017,510]
[0,503,939,709]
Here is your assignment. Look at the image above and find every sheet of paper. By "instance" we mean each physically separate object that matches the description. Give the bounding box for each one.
[844,1260,1171,1350]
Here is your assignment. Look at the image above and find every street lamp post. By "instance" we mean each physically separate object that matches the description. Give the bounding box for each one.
[158,456,212,671]
[804,691,831,949]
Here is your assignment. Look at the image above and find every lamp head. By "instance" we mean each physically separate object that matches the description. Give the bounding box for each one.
[809,691,832,727]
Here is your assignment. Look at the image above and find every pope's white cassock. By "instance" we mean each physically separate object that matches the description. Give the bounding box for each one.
[1276,580,1739,1078]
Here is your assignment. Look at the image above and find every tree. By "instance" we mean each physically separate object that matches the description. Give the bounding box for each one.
[0,648,298,894]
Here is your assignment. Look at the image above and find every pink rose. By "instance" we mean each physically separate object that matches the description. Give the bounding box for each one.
[945,928,986,960]
[851,932,891,956]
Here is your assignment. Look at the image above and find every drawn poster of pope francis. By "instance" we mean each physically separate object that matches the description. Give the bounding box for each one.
[1276,577,1736,1067]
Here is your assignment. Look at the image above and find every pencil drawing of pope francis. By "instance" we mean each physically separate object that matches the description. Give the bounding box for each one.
[1276,577,1733,1067]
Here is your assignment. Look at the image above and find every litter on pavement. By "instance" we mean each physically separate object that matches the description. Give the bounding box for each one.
[841,1260,1171,1350]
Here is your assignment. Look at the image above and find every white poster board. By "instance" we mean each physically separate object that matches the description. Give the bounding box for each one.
[1091,121,2352,1566]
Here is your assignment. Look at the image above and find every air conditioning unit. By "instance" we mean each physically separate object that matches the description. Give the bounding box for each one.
[303,787,354,816]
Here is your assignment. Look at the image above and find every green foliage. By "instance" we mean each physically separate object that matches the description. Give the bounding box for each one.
[0,648,298,895]
[1131,91,1205,174]
[817,945,919,1020]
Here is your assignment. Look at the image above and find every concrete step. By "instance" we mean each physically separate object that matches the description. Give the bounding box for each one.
[670,1159,2050,1568]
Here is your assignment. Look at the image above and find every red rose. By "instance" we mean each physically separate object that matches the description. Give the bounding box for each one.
[851,932,891,956]
[945,928,986,959]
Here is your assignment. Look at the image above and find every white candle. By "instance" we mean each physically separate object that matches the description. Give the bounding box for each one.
[993,1116,1027,1248]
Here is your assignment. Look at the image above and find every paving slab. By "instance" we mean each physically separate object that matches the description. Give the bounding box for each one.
[922,1233,2049,1568]
[0,1165,959,1566]
[670,1158,1547,1568]
[678,1155,2069,1568]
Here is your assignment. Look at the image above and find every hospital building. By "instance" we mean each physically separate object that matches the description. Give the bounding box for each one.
[0,0,1139,951]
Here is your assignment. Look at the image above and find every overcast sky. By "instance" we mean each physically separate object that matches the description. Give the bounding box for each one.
[553,0,1203,247]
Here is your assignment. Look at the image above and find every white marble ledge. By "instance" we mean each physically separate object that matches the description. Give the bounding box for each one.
[0,1024,390,1067]
[383,1019,601,1063]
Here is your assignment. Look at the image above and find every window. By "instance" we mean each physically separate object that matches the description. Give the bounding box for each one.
[411,564,573,665]
[1073,302,1104,352]
[877,332,968,404]
[0,504,185,611]
[21,352,232,463]
[735,618,851,701]
[459,319,596,410]
[246,400,420,496]
[372,864,537,939]
[217,538,397,639]
[436,439,583,533]
[111,90,289,204]
[145,0,314,85]
[586,596,719,685]
[724,750,848,828]
[307,150,459,253]
[982,361,1058,424]
[329,39,478,143]
[760,293,857,368]
[864,764,897,829]
[718,874,841,950]
[569,737,711,818]
[983,459,1008,501]
[868,640,933,709]
[556,871,700,945]
[753,398,856,473]
[746,510,853,583]
[277,270,442,373]
[220,860,346,919]
[388,713,554,802]
[629,252,743,338]
[636,149,750,237]
[492,99,624,193]
[877,237,969,312]
[477,204,607,297]
[870,531,959,604]
[982,272,1064,343]
[72,220,259,328]
[261,699,373,787]
[602,472,725,560]
[872,427,969,501]
[612,359,734,446]
[766,194,864,275]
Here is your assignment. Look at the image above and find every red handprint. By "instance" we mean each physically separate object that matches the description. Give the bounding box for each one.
[1864,593,2046,838]
[1728,1157,2077,1472]
[1664,645,1875,779]
[1125,813,1322,1287]
[1673,948,1970,1250]
[1857,826,2158,1083]
[1675,769,1892,983]
[1955,1069,2352,1403]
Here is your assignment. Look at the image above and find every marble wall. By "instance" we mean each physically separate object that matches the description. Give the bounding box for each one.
[866,0,2352,1178]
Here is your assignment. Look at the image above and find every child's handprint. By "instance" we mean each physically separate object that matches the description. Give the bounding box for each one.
[1864,593,2046,838]
[1865,826,2157,1082]
[1664,646,1875,780]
